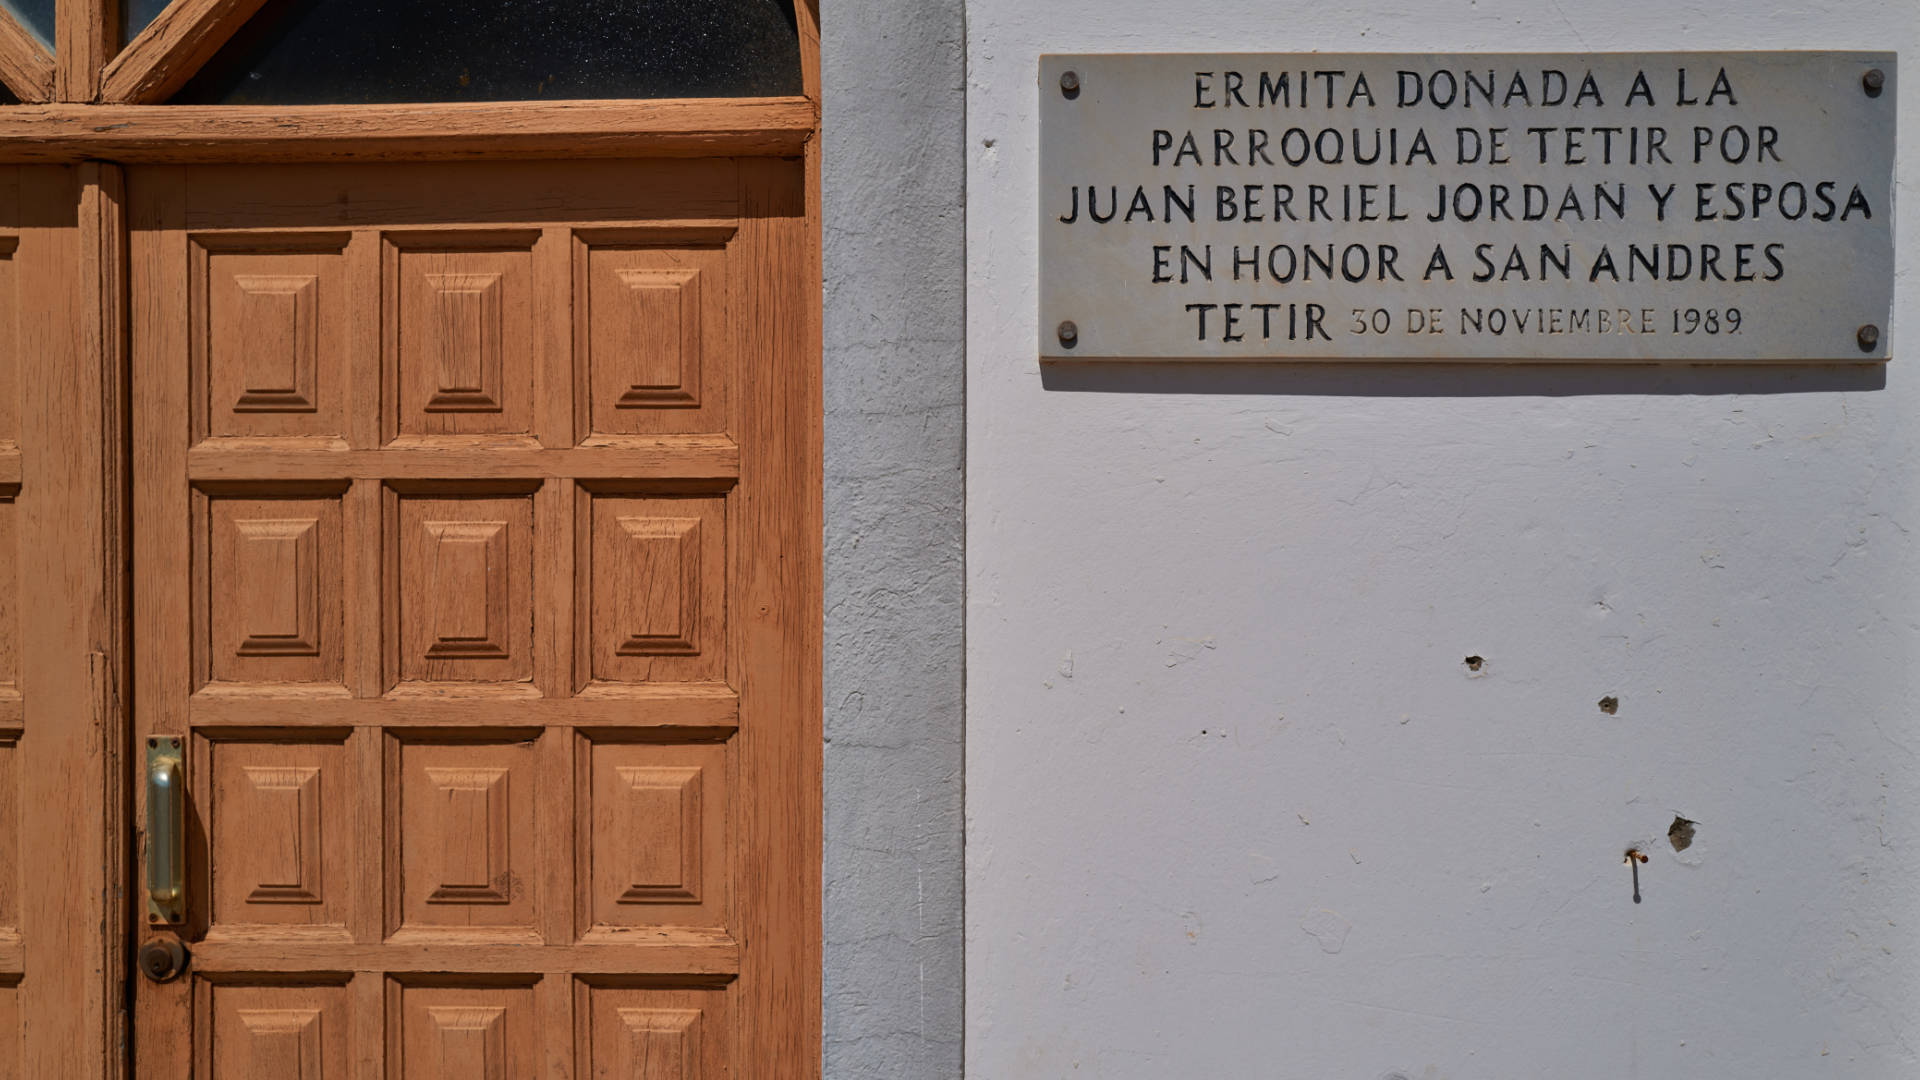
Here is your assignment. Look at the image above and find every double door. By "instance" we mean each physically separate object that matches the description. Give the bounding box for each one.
[3,159,820,1076]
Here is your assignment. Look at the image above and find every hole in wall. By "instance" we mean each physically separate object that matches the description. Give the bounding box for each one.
[1463,655,1484,672]
[1669,816,1696,852]
[1598,695,1619,715]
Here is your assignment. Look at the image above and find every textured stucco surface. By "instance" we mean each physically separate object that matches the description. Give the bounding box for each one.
[967,2,1919,1077]
[823,1,966,1076]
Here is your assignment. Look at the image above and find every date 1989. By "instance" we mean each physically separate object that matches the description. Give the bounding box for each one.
[1673,307,1742,334]
[1335,306,1746,337]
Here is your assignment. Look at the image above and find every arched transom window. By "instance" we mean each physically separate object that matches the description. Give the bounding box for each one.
[0,0,804,104]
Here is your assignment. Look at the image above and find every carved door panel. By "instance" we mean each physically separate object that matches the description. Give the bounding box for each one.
[130,160,820,1077]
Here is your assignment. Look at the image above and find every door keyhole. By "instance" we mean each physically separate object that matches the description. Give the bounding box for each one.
[137,940,189,983]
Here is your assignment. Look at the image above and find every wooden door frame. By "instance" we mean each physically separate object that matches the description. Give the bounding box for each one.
[0,2,823,1077]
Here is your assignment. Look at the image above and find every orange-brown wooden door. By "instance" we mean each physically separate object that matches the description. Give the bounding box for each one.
[130,159,820,1076]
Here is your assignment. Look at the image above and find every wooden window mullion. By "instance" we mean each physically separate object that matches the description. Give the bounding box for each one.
[57,0,116,100]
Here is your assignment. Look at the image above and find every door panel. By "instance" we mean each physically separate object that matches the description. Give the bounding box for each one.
[131,159,819,1076]
[1,165,123,1080]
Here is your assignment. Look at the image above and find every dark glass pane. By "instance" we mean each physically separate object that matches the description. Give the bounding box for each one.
[1,0,54,49]
[174,0,803,105]
[123,0,171,45]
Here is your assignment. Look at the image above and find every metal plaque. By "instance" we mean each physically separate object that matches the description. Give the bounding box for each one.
[1039,52,1895,361]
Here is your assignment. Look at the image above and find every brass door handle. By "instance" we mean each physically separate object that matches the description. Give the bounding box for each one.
[146,737,185,925]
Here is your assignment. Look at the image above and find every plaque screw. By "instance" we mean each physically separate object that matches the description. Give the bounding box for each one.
[1059,70,1080,98]
[1862,68,1885,97]
[1857,324,1880,352]
[1056,320,1079,347]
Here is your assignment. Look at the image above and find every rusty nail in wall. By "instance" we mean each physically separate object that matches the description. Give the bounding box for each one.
[1625,848,1648,904]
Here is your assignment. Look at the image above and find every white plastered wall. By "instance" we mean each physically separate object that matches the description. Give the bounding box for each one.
[966,2,1919,1076]
[822,1,966,1076]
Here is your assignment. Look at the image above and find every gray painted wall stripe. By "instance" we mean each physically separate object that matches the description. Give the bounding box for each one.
[822,1,966,1076]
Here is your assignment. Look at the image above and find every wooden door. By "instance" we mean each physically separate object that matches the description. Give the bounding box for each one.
[0,164,126,1079]
[130,159,820,1076]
